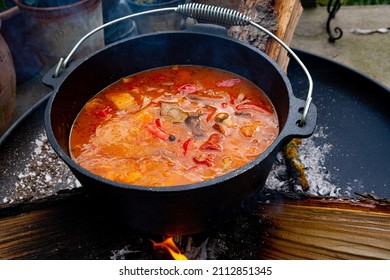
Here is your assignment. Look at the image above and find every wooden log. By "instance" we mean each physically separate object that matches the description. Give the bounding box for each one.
[193,0,303,71]
[0,189,152,259]
[2,188,389,260]
[255,194,390,259]
[228,0,303,72]
[228,0,278,55]
[267,0,303,71]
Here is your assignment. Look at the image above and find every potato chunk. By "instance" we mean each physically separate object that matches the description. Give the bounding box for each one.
[105,92,136,110]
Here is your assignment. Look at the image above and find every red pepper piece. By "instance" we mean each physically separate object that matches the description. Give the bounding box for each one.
[186,165,200,172]
[216,78,241,87]
[229,94,235,105]
[200,133,223,151]
[235,103,272,113]
[178,84,200,94]
[146,123,170,140]
[206,106,217,122]
[193,154,215,167]
[155,118,162,128]
[183,138,193,155]
[95,106,112,118]
[197,106,217,122]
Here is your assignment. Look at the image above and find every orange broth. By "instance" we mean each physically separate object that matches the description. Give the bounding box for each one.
[69,65,279,186]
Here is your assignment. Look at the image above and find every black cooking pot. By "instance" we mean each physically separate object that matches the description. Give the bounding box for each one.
[44,24,317,236]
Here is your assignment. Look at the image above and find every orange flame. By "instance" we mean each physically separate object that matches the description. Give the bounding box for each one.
[151,237,188,260]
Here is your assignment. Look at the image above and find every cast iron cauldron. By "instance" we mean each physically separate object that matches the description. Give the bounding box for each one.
[44,25,317,236]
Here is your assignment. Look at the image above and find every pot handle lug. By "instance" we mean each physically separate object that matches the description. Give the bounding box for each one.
[42,57,83,89]
[288,97,318,139]
[271,98,317,157]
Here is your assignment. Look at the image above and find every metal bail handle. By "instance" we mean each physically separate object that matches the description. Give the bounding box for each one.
[176,3,313,126]
[54,3,313,126]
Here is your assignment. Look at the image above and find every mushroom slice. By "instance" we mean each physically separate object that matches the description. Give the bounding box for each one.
[160,102,188,123]
[184,114,206,138]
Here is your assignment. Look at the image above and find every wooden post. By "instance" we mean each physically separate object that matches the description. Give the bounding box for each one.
[269,0,303,71]
[229,0,303,72]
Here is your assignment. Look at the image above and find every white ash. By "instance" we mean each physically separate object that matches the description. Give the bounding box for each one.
[2,132,80,204]
[264,152,292,192]
[298,127,339,196]
[265,126,340,196]
[110,245,142,260]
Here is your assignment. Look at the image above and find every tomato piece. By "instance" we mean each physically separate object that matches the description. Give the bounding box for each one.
[200,133,223,151]
[178,84,200,94]
[216,78,241,87]
[146,123,170,140]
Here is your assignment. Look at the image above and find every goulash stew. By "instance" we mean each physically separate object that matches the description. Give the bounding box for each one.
[69,65,279,186]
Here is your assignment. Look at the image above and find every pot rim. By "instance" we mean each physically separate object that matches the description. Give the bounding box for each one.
[45,29,316,194]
